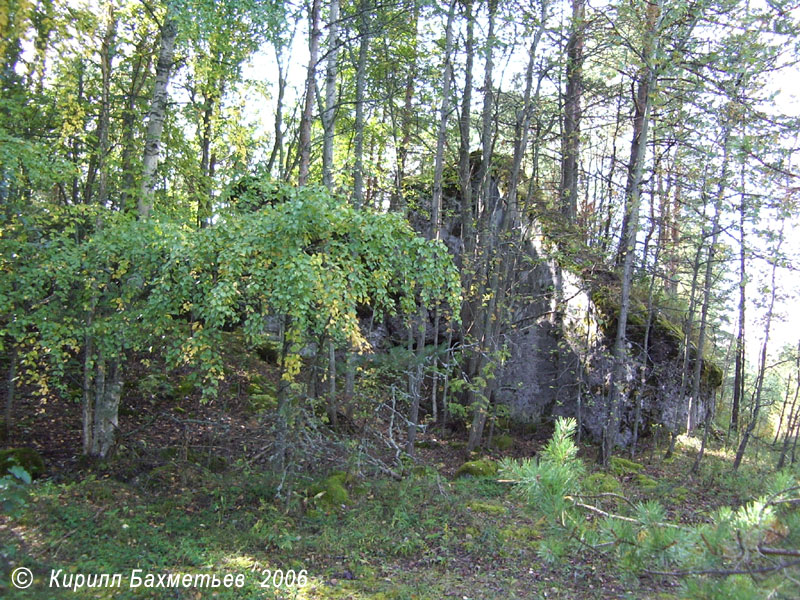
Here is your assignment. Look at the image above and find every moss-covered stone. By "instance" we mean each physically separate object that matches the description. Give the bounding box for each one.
[307,471,351,508]
[588,276,722,390]
[466,500,509,516]
[0,448,45,478]
[491,434,514,451]
[454,458,498,478]
[499,524,541,543]
[609,456,644,476]
[667,485,689,503]
[584,472,621,494]
[635,473,659,490]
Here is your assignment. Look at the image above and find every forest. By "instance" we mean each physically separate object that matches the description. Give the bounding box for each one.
[2,0,800,598]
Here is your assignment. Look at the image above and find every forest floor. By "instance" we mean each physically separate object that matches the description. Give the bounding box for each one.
[0,343,789,599]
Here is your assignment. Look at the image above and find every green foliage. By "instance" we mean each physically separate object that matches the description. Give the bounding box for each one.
[3,184,461,457]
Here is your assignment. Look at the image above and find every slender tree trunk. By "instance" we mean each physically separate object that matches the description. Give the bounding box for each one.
[84,5,115,205]
[458,0,475,265]
[352,1,370,208]
[734,220,784,471]
[407,307,427,455]
[730,176,748,434]
[430,0,457,241]
[602,0,662,466]
[560,0,584,221]
[321,0,339,189]
[139,15,177,218]
[778,346,800,469]
[120,40,151,212]
[96,6,115,207]
[393,0,419,213]
[465,0,499,454]
[4,346,17,439]
[328,339,338,430]
[298,0,321,186]
[267,46,288,177]
[666,215,704,458]
[90,355,124,460]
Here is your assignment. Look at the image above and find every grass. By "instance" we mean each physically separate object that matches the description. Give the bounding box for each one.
[1,458,636,600]
[2,433,798,599]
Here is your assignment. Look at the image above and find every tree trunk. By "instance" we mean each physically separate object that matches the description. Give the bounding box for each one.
[328,339,338,430]
[139,15,177,218]
[734,219,784,470]
[4,346,17,439]
[730,175,747,434]
[458,0,475,265]
[90,356,124,460]
[602,0,662,466]
[298,0,321,186]
[352,1,370,208]
[407,307,427,455]
[430,0,457,241]
[321,0,340,189]
[560,0,584,221]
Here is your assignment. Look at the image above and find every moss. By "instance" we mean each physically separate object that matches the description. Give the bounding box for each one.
[668,485,689,503]
[307,471,351,508]
[589,278,723,390]
[454,458,498,479]
[491,434,514,451]
[609,456,644,476]
[635,473,658,490]
[499,525,541,543]
[466,500,509,516]
[0,448,45,478]
[584,472,621,494]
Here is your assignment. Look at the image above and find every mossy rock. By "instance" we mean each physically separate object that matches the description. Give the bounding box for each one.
[609,456,644,476]
[454,458,498,478]
[589,279,722,389]
[466,500,508,516]
[635,473,658,490]
[499,524,541,543]
[584,472,621,494]
[491,434,514,451]
[665,485,689,503]
[0,448,45,478]
[307,471,351,508]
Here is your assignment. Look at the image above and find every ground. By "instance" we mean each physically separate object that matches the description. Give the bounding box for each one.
[0,346,793,599]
